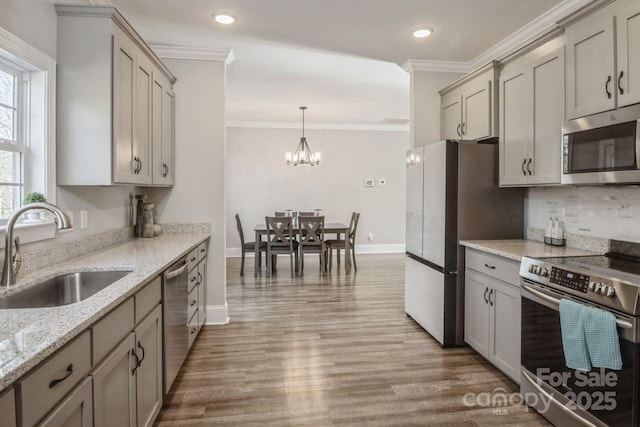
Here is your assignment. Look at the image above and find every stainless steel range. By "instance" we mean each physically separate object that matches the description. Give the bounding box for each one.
[520,241,640,427]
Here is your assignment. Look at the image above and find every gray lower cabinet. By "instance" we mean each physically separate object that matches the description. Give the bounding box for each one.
[135,305,163,427]
[92,305,162,427]
[92,333,137,427]
[464,249,521,384]
[0,388,16,427]
[39,377,93,427]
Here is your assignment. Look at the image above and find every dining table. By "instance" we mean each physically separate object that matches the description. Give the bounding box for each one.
[254,222,351,276]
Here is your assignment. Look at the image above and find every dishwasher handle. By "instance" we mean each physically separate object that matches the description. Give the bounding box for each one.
[165,260,187,280]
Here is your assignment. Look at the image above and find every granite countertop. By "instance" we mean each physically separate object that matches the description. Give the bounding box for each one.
[459,239,602,262]
[0,232,209,391]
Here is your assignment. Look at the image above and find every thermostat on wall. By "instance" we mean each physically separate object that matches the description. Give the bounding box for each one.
[364,178,375,187]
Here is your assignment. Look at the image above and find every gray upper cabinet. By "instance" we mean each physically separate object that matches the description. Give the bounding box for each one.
[565,0,640,119]
[500,38,564,187]
[440,62,499,141]
[56,5,176,186]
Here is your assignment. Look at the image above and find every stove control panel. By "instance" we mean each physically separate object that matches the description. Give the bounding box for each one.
[590,282,616,298]
[550,267,589,293]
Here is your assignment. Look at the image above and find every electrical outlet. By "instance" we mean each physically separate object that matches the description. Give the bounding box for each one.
[80,210,88,229]
[368,233,374,241]
[379,178,387,186]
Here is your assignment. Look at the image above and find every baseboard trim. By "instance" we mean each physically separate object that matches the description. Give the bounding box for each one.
[226,244,405,257]
[205,303,229,325]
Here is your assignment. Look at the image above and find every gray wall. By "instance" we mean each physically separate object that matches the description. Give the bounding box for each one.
[226,126,409,253]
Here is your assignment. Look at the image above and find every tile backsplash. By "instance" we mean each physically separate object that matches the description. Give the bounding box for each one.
[527,186,640,243]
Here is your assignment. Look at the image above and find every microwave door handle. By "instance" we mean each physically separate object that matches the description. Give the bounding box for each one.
[521,283,632,329]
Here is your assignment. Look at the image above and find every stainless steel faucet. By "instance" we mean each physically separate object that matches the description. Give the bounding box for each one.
[1,202,72,287]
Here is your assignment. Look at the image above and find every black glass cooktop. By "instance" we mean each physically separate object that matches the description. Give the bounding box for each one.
[542,255,640,282]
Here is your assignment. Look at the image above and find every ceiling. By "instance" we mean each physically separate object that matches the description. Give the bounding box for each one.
[88,0,564,126]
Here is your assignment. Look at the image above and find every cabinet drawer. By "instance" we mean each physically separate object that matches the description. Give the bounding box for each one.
[0,387,16,427]
[136,277,161,324]
[197,242,207,262]
[465,249,520,285]
[198,269,206,326]
[187,284,198,322]
[186,248,198,272]
[188,311,199,349]
[187,267,199,293]
[39,376,93,427]
[18,331,91,427]
[92,298,135,365]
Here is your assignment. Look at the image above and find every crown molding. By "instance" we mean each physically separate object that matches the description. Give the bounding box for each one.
[0,27,55,70]
[226,121,409,132]
[467,0,594,69]
[401,59,468,74]
[86,0,113,4]
[151,46,235,65]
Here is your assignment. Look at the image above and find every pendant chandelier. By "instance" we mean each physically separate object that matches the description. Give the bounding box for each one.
[285,106,321,166]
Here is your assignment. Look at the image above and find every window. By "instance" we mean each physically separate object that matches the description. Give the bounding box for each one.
[0,63,26,219]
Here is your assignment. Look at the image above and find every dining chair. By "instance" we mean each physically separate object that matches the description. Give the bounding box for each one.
[298,216,326,275]
[265,216,299,277]
[274,211,286,217]
[326,212,360,271]
[299,211,315,217]
[235,214,268,276]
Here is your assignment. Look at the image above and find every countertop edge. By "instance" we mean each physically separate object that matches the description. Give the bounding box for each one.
[0,233,210,392]
[459,240,523,262]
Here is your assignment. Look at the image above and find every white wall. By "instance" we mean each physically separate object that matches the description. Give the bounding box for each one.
[145,58,227,322]
[409,70,464,148]
[527,186,640,243]
[226,127,409,252]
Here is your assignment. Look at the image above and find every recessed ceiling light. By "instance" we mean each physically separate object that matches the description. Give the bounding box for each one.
[412,27,433,38]
[213,12,237,25]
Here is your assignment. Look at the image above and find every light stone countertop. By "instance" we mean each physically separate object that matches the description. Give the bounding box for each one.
[0,232,209,392]
[459,239,603,262]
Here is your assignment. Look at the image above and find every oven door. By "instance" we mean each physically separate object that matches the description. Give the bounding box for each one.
[520,281,639,427]
[561,104,640,185]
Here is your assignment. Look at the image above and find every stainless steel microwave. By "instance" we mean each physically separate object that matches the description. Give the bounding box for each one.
[562,104,640,185]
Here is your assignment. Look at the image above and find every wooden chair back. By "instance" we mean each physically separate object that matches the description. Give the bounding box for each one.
[265,216,294,250]
[299,216,325,248]
[299,211,315,217]
[349,212,360,241]
[274,211,286,217]
[235,213,245,247]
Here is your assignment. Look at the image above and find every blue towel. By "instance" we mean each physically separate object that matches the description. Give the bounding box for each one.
[559,299,591,371]
[584,306,623,370]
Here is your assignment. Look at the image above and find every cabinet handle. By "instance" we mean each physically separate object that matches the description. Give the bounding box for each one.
[197,272,202,285]
[200,248,206,253]
[137,158,142,174]
[49,364,73,388]
[131,349,140,375]
[527,158,532,176]
[489,289,494,307]
[484,287,489,304]
[191,300,197,306]
[162,163,169,177]
[484,263,496,270]
[190,257,197,262]
[606,75,612,99]
[133,157,138,174]
[618,71,624,95]
[190,276,197,282]
[521,158,527,176]
[456,124,461,137]
[190,327,197,335]
[137,341,145,367]
[461,122,466,136]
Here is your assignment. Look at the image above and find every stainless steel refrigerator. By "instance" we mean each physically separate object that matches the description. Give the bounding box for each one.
[405,139,524,347]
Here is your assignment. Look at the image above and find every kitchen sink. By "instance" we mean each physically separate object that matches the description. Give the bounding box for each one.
[0,270,130,309]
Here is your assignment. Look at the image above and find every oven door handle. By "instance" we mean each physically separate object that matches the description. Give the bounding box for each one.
[521,370,600,427]
[521,283,633,329]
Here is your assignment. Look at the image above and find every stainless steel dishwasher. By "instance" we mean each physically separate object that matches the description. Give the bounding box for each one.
[162,257,188,394]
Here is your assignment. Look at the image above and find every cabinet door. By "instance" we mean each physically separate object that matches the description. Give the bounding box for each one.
[529,47,564,185]
[441,92,461,140]
[162,86,175,185]
[134,54,153,185]
[565,4,616,119]
[499,68,529,186]
[616,0,640,107]
[135,305,163,427]
[489,280,521,383]
[92,333,136,427]
[464,270,490,358]
[112,29,137,184]
[39,377,93,427]
[198,260,207,327]
[462,79,492,140]
[0,388,16,427]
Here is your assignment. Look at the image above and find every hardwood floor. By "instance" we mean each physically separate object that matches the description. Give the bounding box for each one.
[155,254,549,426]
